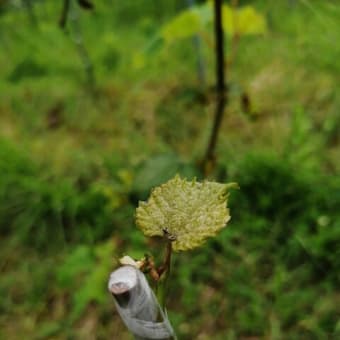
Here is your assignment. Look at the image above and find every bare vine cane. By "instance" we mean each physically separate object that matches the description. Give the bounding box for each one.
[201,0,227,175]
[155,229,176,311]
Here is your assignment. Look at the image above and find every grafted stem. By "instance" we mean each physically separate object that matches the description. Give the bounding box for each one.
[157,241,173,278]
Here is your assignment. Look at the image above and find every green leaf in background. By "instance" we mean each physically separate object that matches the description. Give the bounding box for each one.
[136,175,238,251]
[161,8,203,43]
[160,1,267,44]
[234,5,268,36]
[133,2,266,69]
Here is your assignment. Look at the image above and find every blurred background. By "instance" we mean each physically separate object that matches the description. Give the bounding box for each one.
[0,0,339,339]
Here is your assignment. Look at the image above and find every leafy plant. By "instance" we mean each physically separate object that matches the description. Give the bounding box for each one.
[114,174,237,337]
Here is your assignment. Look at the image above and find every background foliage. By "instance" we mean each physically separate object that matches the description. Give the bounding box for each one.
[0,0,339,339]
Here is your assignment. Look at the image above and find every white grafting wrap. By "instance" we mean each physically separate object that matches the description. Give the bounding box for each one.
[108,266,175,339]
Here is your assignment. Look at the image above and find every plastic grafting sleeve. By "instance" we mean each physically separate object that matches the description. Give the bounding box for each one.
[108,265,175,339]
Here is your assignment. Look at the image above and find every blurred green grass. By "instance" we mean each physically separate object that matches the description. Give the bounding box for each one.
[0,0,339,339]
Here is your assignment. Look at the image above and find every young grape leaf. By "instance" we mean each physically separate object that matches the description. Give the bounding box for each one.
[160,2,267,43]
[161,9,203,43]
[136,175,238,251]
[236,6,268,35]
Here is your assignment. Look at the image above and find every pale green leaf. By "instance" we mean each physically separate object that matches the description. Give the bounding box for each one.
[236,6,268,35]
[161,9,203,43]
[136,175,237,251]
[161,2,267,42]
[223,4,267,36]
[222,4,235,36]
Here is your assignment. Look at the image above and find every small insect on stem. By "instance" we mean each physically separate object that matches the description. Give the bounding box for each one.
[162,228,177,242]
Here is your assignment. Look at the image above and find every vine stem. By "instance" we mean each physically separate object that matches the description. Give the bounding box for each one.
[202,0,227,175]
[156,241,173,310]
[157,241,173,278]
